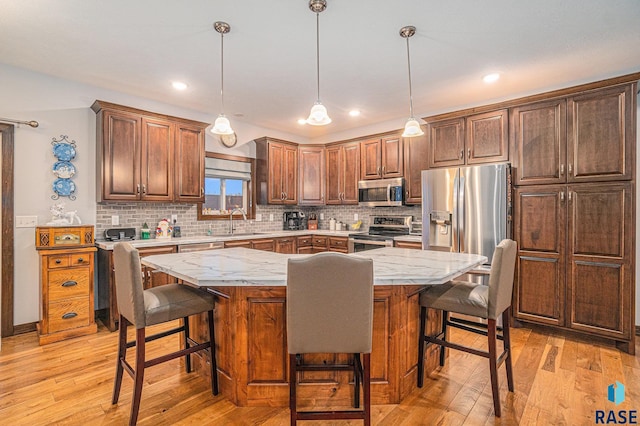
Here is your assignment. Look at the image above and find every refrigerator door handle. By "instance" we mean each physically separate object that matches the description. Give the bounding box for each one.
[458,175,465,253]
[453,173,459,252]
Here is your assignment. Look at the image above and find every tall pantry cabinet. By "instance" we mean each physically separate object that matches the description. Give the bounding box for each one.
[512,82,636,353]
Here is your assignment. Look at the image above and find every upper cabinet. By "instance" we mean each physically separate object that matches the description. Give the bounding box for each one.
[255,137,298,205]
[360,135,404,180]
[427,109,508,168]
[92,101,207,203]
[326,141,360,205]
[298,145,325,205]
[511,84,635,186]
[403,132,428,204]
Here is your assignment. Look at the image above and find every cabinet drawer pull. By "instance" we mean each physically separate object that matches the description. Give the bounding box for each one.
[560,164,565,176]
[382,165,386,174]
[560,191,565,202]
[201,187,205,197]
[568,164,573,175]
[137,183,141,194]
[467,148,471,159]
[62,312,78,320]
[459,150,463,160]
[142,184,147,194]
[377,166,381,176]
[55,259,62,264]
[568,191,572,201]
[61,280,78,287]
[77,257,84,263]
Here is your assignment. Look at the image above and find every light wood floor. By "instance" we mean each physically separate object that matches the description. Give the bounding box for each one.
[0,321,637,425]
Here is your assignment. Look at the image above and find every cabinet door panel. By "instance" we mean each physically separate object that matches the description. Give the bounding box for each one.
[466,109,508,164]
[361,139,382,180]
[428,118,464,168]
[567,84,634,182]
[403,134,428,204]
[511,99,566,185]
[325,146,342,205]
[516,255,565,325]
[516,187,564,253]
[247,298,287,383]
[283,145,298,204]
[381,136,404,177]
[341,143,360,204]
[268,142,285,204]
[141,117,173,201]
[298,146,325,205]
[175,124,204,202]
[102,111,141,199]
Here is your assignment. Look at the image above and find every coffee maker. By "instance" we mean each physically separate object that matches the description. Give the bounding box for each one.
[283,211,306,230]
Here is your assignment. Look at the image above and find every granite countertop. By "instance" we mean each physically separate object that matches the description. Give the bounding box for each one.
[140,247,487,287]
[95,230,354,250]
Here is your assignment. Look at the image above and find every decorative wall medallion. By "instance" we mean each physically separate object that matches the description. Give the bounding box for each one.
[51,135,77,200]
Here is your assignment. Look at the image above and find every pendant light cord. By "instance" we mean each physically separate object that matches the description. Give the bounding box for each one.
[220,31,225,114]
[316,12,321,102]
[405,36,414,118]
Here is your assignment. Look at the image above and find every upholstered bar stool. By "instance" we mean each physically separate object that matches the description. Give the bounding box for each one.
[287,252,374,425]
[417,239,517,418]
[111,242,218,426]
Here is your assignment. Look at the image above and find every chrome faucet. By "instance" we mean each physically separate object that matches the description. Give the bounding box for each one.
[229,208,247,234]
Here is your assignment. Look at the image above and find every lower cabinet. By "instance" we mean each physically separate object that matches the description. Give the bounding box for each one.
[275,237,297,254]
[514,182,634,353]
[297,236,313,254]
[139,246,178,289]
[394,240,422,249]
[311,236,328,253]
[38,246,98,345]
[328,236,348,253]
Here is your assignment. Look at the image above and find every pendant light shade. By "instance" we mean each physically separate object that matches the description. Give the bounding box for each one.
[400,26,424,138]
[212,21,234,135]
[306,0,331,126]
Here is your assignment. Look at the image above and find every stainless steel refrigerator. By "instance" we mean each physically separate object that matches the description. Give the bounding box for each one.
[421,163,511,266]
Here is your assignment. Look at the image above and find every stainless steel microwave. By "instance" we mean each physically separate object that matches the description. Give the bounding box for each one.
[358,177,404,207]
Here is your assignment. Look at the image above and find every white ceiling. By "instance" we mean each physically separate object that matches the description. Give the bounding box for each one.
[1,0,640,142]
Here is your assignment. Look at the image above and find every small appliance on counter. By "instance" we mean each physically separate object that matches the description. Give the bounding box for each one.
[283,211,307,230]
[104,227,136,241]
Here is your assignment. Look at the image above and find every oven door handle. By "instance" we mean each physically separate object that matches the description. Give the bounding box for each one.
[350,238,393,246]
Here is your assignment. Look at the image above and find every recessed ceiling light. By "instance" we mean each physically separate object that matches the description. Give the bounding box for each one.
[349,110,361,117]
[297,118,307,125]
[483,73,500,84]
[172,81,188,90]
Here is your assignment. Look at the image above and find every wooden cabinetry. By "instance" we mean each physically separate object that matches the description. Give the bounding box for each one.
[511,84,634,186]
[36,226,97,345]
[251,238,276,252]
[360,135,404,180]
[326,142,360,204]
[311,236,328,253]
[138,246,178,289]
[394,240,422,249]
[255,137,298,204]
[275,236,297,254]
[328,236,348,253]
[403,132,428,204]
[224,240,252,249]
[427,109,508,168]
[298,145,325,205]
[514,182,634,352]
[92,100,207,203]
[296,236,313,254]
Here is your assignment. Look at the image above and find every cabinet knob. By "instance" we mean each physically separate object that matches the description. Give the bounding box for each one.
[62,312,78,320]
[77,257,83,263]
[55,259,62,264]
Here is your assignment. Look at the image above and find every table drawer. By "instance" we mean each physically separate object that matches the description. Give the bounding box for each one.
[48,269,91,301]
[48,255,70,269]
[70,253,92,266]
[48,298,91,333]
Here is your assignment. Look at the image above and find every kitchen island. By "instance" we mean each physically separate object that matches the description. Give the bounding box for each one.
[141,247,486,407]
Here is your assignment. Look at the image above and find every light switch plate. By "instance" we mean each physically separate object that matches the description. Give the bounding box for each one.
[320,213,325,220]
[269,214,274,222]
[354,213,358,221]
[111,215,119,226]
[255,213,262,222]
[15,215,38,228]
[171,214,178,223]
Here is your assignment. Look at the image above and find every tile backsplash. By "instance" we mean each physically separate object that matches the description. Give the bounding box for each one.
[95,203,422,239]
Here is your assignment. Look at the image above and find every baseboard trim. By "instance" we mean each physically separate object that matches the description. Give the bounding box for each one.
[13,321,37,335]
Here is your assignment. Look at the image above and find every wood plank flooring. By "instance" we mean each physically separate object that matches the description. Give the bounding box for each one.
[0,321,637,425]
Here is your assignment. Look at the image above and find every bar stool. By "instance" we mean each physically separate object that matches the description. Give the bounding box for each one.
[111,242,218,425]
[287,252,374,425]
[417,239,517,417]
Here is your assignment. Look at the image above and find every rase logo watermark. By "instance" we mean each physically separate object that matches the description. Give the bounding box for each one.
[595,381,637,424]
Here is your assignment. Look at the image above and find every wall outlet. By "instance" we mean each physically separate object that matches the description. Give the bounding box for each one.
[171,214,178,223]
[320,213,325,220]
[15,215,38,228]
[111,215,119,226]
[269,213,274,222]
[354,213,359,221]
[255,213,262,222]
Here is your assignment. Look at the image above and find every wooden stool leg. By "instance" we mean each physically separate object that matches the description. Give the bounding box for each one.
[207,310,219,395]
[183,316,191,373]
[440,310,448,367]
[502,309,514,392]
[363,353,371,426]
[112,315,127,405]
[487,319,501,418]
[354,353,361,408]
[417,306,427,388]
[130,328,146,426]
[289,353,298,425]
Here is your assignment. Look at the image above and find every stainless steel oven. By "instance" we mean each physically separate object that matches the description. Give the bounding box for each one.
[348,236,394,253]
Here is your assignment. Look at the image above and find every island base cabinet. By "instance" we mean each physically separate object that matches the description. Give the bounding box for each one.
[187,285,442,407]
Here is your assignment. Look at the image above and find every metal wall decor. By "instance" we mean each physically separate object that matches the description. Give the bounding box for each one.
[51,135,77,200]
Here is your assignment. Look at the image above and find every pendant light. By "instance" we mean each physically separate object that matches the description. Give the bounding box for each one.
[400,26,424,137]
[306,0,331,126]
[211,21,234,135]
